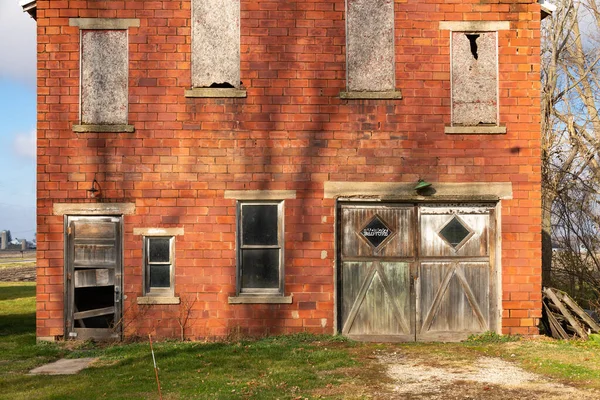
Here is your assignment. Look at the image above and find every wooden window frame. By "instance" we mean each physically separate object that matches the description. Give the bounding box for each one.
[143,236,175,297]
[236,201,285,296]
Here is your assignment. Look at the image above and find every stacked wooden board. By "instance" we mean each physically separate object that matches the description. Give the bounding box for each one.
[542,287,600,340]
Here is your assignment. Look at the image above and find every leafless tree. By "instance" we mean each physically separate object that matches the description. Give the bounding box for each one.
[542,0,600,308]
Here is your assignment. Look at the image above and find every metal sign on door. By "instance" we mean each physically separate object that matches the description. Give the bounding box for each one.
[338,203,497,342]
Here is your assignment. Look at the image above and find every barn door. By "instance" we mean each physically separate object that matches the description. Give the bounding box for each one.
[339,204,416,342]
[417,205,495,341]
[65,216,122,340]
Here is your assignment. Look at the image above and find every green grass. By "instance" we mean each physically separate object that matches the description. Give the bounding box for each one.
[2,282,600,399]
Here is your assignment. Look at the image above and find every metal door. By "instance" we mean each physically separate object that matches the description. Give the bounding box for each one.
[339,204,416,342]
[65,216,122,340]
[338,203,496,342]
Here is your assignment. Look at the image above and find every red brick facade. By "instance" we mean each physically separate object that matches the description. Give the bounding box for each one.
[35,0,542,340]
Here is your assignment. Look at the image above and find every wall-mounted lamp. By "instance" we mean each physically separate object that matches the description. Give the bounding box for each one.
[87,175,101,199]
[414,179,432,191]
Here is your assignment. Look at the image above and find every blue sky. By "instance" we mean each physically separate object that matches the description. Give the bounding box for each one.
[0,1,37,241]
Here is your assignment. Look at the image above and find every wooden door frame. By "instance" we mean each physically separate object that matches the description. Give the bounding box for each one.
[335,200,502,341]
[64,215,124,340]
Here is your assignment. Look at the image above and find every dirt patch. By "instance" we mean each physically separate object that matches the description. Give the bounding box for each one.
[378,350,599,399]
[0,266,36,282]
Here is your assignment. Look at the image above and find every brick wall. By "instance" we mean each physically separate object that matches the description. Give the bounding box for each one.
[36,0,542,339]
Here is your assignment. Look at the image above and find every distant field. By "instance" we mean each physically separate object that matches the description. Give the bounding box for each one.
[0,250,36,269]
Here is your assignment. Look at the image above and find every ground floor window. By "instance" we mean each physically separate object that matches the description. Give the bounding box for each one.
[237,202,284,295]
[144,236,175,296]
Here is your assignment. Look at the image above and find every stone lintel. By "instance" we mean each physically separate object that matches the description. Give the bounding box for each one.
[73,124,135,133]
[228,296,293,304]
[69,18,140,30]
[324,182,513,200]
[184,88,247,98]
[133,227,184,236]
[224,190,297,200]
[445,126,507,135]
[137,296,181,305]
[340,91,403,100]
[439,21,511,31]
[53,203,136,216]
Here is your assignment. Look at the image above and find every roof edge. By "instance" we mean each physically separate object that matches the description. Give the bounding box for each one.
[20,0,36,20]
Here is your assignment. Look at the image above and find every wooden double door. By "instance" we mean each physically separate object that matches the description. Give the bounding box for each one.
[339,203,498,342]
[65,216,123,340]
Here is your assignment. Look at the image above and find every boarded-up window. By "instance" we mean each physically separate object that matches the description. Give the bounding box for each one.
[346,0,395,92]
[451,31,498,126]
[81,30,128,125]
[192,0,240,88]
[237,202,284,295]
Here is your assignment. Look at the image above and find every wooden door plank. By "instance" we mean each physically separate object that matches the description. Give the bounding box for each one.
[375,263,410,333]
[74,306,115,320]
[420,264,455,333]
[454,267,487,330]
[543,302,569,339]
[341,263,377,335]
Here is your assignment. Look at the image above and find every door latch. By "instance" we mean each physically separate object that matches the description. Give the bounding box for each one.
[114,286,121,304]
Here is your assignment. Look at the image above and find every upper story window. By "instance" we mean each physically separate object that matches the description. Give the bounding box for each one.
[69,18,139,133]
[340,0,402,100]
[440,21,510,135]
[185,0,246,98]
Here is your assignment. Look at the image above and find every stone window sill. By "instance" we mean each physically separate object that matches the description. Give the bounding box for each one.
[137,296,180,305]
[445,126,507,135]
[340,91,403,100]
[228,295,293,304]
[184,88,247,98]
[73,124,135,133]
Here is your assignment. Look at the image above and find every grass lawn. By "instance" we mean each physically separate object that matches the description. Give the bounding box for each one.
[1,282,600,399]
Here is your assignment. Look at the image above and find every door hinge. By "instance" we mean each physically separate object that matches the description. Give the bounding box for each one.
[67,226,72,235]
[67,273,72,280]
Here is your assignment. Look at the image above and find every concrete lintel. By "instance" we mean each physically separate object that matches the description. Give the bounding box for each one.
[53,202,136,216]
[184,88,247,98]
[73,124,135,133]
[340,91,403,100]
[137,296,181,305]
[228,295,293,304]
[445,126,507,135]
[324,182,513,200]
[69,18,140,30]
[439,21,510,31]
[133,227,184,236]
[224,190,297,200]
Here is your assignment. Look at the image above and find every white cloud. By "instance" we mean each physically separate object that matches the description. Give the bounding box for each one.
[13,130,36,159]
[0,1,36,85]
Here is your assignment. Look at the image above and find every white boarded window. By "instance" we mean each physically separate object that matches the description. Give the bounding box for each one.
[81,30,128,125]
[346,0,395,92]
[192,0,240,88]
[451,31,498,126]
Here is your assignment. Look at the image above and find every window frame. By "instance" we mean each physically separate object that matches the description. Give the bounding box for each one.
[236,201,285,296]
[143,235,175,297]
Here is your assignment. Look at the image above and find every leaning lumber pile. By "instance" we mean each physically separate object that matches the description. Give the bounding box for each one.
[542,287,600,340]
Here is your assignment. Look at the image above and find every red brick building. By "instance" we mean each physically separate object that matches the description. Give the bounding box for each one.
[28,0,545,341]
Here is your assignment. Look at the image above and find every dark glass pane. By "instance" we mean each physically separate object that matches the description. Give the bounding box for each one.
[360,215,393,248]
[242,205,278,245]
[150,264,171,288]
[241,249,279,289]
[439,217,471,248]
[148,238,170,263]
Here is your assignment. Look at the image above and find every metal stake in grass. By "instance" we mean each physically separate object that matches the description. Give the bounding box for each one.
[149,334,163,400]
